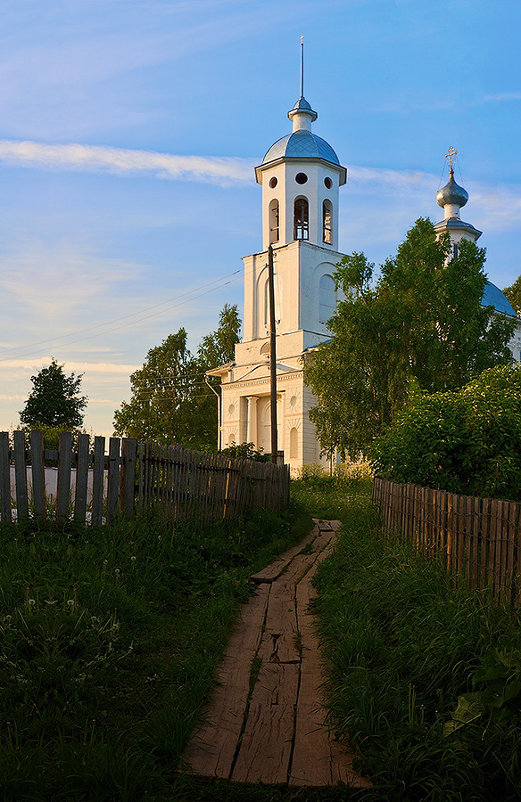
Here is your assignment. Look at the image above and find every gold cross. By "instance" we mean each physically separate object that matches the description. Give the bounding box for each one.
[445,146,458,170]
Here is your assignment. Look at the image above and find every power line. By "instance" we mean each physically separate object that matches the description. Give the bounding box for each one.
[0,273,242,363]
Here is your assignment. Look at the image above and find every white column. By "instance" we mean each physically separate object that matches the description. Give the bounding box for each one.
[246,396,258,446]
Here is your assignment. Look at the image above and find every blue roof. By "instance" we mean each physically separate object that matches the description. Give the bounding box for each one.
[482,281,517,317]
[262,130,340,166]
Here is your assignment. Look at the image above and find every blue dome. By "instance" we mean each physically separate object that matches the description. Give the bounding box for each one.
[482,281,517,317]
[262,130,340,166]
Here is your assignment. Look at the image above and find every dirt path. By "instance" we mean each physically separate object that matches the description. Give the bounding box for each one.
[182,519,370,788]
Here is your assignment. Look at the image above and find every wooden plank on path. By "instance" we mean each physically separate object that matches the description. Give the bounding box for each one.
[184,584,270,779]
[74,433,90,523]
[30,430,46,522]
[250,525,318,584]
[13,430,29,520]
[0,431,12,523]
[230,661,299,785]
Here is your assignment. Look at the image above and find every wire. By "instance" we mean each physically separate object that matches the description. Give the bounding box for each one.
[0,273,242,363]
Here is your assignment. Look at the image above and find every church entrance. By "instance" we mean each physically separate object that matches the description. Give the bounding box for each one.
[256,395,282,456]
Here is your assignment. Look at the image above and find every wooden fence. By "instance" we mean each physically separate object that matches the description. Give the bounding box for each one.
[372,477,521,604]
[0,430,290,527]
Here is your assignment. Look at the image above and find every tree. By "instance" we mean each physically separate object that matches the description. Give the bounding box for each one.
[304,219,515,459]
[372,364,521,501]
[503,275,521,316]
[19,358,87,429]
[113,305,241,449]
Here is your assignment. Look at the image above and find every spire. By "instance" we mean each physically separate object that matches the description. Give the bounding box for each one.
[288,36,317,132]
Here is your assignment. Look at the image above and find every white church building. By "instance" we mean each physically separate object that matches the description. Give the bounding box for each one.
[208,89,346,473]
[208,98,521,474]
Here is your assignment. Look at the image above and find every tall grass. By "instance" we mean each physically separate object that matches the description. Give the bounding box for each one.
[300,481,521,801]
[0,504,312,800]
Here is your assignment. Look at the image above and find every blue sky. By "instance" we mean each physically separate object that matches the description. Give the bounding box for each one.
[0,0,520,436]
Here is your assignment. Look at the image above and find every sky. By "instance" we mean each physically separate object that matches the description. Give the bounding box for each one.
[0,0,520,437]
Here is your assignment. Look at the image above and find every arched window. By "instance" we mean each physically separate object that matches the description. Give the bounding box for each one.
[269,199,279,244]
[289,427,298,459]
[294,197,309,240]
[263,276,281,326]
[322,200,333,245]
[319,274,336,324]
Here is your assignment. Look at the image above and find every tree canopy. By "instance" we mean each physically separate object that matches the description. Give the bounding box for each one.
[372,364,521,501]
[304,218,515,458]
[19,358,87,429]
[503,275,521,316]
[113,304,241,450]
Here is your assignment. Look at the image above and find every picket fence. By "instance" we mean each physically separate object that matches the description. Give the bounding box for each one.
[0,430,290,526]
[372,477,521,604]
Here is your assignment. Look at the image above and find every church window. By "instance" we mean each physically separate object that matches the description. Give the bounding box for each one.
[269,199,279,244]
[294,197,309,240]
[324,177,333,189]
[322,200,333,244]
[453,242,459,259]
[319,274,335,324]
[295,172,308,184]
[269,176,278,188]
[290,427,298,459]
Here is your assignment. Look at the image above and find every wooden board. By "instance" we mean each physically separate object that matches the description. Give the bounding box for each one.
[250,526,319,584]
[230,662,299,785]
[184,585,270,779]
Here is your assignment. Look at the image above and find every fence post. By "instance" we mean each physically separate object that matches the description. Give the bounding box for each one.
[0,432,11,523]
[13,430,29,520]
[30,430,46,522]
[120,438,137,520]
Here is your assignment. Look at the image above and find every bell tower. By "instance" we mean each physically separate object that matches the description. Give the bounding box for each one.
[209,45,348,471]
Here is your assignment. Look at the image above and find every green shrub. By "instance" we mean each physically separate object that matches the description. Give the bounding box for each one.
[372,364,521,500]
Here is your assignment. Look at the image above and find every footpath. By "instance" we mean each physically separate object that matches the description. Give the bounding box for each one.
[183,519,370,788]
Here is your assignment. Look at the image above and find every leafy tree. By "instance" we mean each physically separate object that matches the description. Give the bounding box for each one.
[503,275,521,316]
[113,305,241,449]
[19,358,87,429]
[113,328,195,444]
[304,219,515,458]
[372,364,521,500]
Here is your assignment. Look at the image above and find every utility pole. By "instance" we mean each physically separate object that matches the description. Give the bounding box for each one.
[267,244,278,463]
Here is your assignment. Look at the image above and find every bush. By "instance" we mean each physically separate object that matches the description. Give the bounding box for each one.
[372,364,521,500]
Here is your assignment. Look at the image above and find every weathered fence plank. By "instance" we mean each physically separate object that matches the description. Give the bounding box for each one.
[0,431,11,523]
[373,477,521,605]
[13,430,29,520]
[74,433,90,523]
[30,430,46,522]
[91,436,105,527]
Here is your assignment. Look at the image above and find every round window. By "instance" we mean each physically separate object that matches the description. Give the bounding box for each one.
[269,176,278,189]
[228,404,235,417]
[289,395,297,408]
[324,177,333,189]
[295,172,308,185]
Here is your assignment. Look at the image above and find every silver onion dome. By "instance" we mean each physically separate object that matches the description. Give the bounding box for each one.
[436,169,469,210]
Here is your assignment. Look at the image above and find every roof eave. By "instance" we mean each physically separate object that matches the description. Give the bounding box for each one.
[255,157,347,185]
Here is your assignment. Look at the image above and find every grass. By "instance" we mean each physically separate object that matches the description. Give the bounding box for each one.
[293,476,521,801]
[0,503,316,801]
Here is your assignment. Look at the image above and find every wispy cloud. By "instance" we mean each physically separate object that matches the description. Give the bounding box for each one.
[0,358,138,374]
[0,140,255,185]
[475,92,521,105]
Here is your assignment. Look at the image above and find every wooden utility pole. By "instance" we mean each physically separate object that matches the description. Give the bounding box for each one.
[267,244,278,462]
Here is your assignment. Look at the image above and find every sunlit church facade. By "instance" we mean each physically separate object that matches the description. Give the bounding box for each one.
[208,98,521,474]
